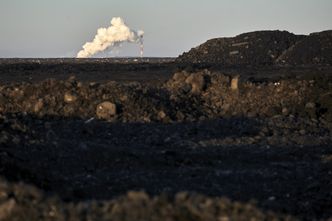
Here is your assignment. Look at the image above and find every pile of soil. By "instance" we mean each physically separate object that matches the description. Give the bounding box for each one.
[1,71,332,220]
[277,30,332,65]
[177,30,332,66]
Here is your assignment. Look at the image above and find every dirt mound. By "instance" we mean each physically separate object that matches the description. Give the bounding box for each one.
[177,30,332,66]
[276,30,332,65]
[177,31,304,65]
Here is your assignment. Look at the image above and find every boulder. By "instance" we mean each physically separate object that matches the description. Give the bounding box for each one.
[185,74,206,94]
[96,101,117,120]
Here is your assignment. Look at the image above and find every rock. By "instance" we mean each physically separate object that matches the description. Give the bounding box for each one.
[158,110,166,120]
[96,101,117,120]
[0,199,16,220]
[254,135,261,141]
[63,105,76,116]
[64,92,77,103]
[299,129,306,135]
[305,102,316,109]
[0,132,9,144]
[172,71,189,82]
[119,95,128,102]
[222,104,231,112]
[65,75,77,87]
[305,102,317,118]
[247,111,256,118]
[185,74,205,94]
[181,83,192,94]
[9,88,24,100]
[229,50,239,56]
[12,136,22,145]
[230,75,240,90]
[142,116,151,122]
[89,82,100,88]
[127,191,149,201]
[176,111,185,121]
[33,99,43,113]
[282,107,289,116]
[248,137,256,144]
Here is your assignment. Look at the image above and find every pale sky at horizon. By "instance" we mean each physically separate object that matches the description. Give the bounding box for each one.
[0,0,331,58]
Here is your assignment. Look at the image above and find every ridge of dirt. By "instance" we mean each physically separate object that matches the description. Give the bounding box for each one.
[177,30,332,66]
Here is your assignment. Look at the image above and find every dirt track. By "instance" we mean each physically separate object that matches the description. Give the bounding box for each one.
[0,59,332,221]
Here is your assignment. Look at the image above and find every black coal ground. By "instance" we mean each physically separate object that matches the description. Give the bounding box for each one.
[0,60,332,221]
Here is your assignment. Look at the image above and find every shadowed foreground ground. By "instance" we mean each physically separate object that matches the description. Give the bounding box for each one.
[0,62,332,220]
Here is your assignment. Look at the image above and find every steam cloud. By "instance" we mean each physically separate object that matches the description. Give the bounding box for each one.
[77,17,144,58]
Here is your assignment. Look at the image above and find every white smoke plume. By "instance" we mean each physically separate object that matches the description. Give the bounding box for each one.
[77,17,144,58]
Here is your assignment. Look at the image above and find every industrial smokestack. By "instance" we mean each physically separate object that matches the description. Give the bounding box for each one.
[77,17,144,58]
[139,34,144,58]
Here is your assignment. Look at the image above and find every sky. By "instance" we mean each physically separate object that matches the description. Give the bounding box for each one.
[0,0,331,58]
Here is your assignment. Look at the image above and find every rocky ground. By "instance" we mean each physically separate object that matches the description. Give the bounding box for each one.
[0,66,332,220]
